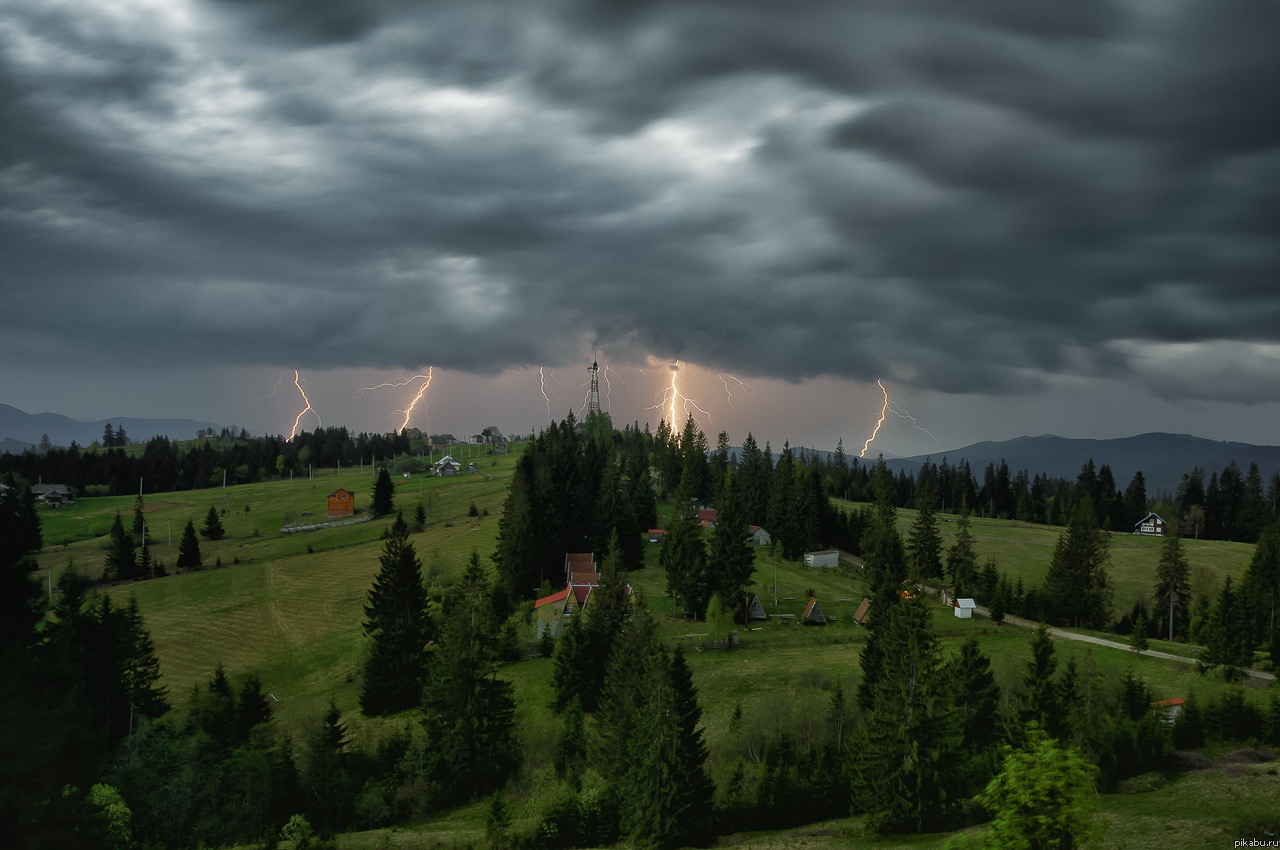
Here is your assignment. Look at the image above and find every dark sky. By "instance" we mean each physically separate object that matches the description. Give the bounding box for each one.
[2,0,1279,455]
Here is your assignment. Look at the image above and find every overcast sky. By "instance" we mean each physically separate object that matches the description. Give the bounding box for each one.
[2,0,1279,457]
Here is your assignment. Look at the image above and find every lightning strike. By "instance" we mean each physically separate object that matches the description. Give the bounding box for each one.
[860,380,891,458]
[717,373,753,409]
[539,367,552,420]
[356,371,435,432]
[887,399,941,446]
[394,368,434,433]
[602,364,626,410]
[650,360,713,426]
[290,370,320,438]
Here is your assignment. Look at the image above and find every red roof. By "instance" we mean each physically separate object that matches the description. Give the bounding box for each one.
[570,571,598,586]
[697,509,718,523]
[571,585,592,607]
[535,586,571,609]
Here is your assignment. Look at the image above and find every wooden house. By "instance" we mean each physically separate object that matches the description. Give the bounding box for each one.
[535,586,572,638]
[697,508,718,528]
[327,488,355,517]
[1134,513,1168,536]
[748,525,772,546]
[852,597,871,625]
[746,595,768,622]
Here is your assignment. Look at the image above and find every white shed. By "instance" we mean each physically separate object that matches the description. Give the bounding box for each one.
[954,598,977,619]
[804,549,840,569]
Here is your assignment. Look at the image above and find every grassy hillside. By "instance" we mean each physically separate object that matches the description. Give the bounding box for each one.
[30,473,1278,847]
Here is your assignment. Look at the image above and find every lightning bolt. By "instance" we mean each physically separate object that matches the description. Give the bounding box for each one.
[650,359,712,426]
[860,379,890,458]
[395,368,433,433]
[603,364,626,411]
[290,370,320,438]
[357,371,434,432]
[717,373,753,409]
[887,398,940,446]
[262,372,288,400]
[539,366,552,420]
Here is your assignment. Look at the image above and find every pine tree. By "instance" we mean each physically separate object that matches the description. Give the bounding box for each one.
[0,480,45,649]
[132,495,146,544]
[857,466,909,712]
[359,517,430,716]
[105,514,138,581]
[661,478,708,617]
[1023,626,1068,740]
[176,519,202,570]
[706,471,756,620]
[907,475,943,579]
[945,512,978,598]
[851,587,962,833]
[1131,612,1149,653]
[419,555,519,804]
[201,505,225,541]
[371,467,395,517]
[1200,577,1252,682]
[1242,520,1280,663]
[1042,496,1113,629]
[1153,527,1191,641]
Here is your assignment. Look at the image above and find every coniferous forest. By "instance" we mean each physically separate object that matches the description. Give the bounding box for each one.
[2,413,1279,847]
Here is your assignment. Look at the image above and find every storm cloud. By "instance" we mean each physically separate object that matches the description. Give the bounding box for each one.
[2,0,1279,406]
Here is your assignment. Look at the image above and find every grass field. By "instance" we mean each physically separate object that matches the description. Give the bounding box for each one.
[29,464,1280,848]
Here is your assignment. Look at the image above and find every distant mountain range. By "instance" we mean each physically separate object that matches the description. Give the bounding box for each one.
[0,404,221,452]
[889,433,1280,497]
[738,432,1280,498]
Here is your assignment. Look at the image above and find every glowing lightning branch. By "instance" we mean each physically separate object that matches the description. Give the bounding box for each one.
[860,380,891,458]
[717,373,753,409]
[290,370,320,438]
[357,371,434,432]
[650,360,713,427]
[395,368,434,433]
[539,367,552,421]
[887,399,940,446]
[603,364,626,411]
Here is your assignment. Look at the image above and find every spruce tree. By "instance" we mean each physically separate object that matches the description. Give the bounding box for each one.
[1022,626,1069,740]
[661,478,707,617]
[359,515,430,716]
[945,512,978,598]
[176,519,202,570]
[371,467,395,517]
[978,727,1097,850]
[420,554,519,804]
[201,505,225,541]
[1042,496,1113,629]
[706,471,756,620]
[105,514,138,581]
[1242,520,1280,663]
[907,475,943,579]
[1153,527,1191,641]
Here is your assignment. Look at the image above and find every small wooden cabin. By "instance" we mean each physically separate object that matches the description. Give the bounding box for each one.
[327,488,355,517]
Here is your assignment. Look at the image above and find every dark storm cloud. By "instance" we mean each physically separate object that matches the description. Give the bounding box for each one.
[2,0,1278,402]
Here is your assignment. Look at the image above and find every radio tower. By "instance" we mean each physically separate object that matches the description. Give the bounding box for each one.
[587,360,601,414]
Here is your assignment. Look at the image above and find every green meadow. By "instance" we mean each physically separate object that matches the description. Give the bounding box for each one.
[30,455,1279,847]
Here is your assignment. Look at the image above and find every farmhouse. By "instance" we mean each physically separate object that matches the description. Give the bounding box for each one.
[535,586,573,638]
[1134,513,1168,536]
[32,483,77,507]
[697,508,718,528]
[433,455,460,476]
[748,525,772,546]
[327,488,355,517]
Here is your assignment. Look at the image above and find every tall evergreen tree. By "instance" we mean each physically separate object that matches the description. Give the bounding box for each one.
[851,584,961,833]
[1200,577,1253,681]
[907,475,943,579]
[419,554,519,804]
[359,515,431,716]
[978,727,1097,850]
[104,513,138,582]
[706,471,756,620]
[1022,626,1069,740]
[1042,496,1113,629]
[1242,520,1280,664]
[1153,527,1191,641]
[945,512,979,598]
[175,519,202,570]
[371,467,395,517]
[661,478,708,617]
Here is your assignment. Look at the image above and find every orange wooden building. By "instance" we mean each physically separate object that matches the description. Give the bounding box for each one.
[327,488,355,517]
